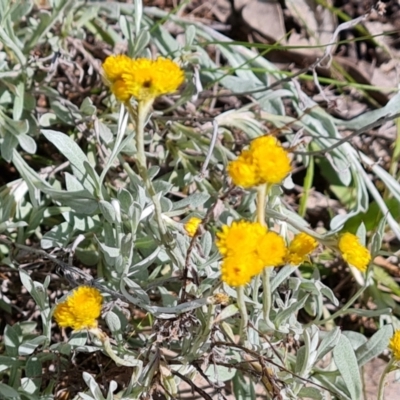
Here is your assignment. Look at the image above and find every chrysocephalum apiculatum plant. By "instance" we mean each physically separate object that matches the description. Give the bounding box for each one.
[0,1,399,399]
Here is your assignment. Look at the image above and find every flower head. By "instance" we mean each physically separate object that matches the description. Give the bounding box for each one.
[102,55,184,103]
[123,57,184,101]
[184,217,202,237]
[53,286,103,331]
[250,136,292,185]
[216,221,288,286]
[389,330,400,361]
[338,232,371,272]
[102,54,135,102]
[286,232,318,265]
[216,221,267,286]
[227,135,291,188]
[216,220,267,257]
[220,252,264,287]
[257,231,287,267]
[227,150,258,188]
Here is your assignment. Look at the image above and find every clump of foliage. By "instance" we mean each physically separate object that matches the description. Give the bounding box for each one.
[1,1,400,399]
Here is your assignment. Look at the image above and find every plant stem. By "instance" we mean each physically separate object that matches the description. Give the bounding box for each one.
[257,184,274,328]
[91,328,142,368]
[377,357,395,400]
[129,101,183,267]
[134,101,152,174]
[236,285,248,343]
[257,183,266,225]
[252,274,260,302]
[314,284,367,327]
[98,330,128,366]
[262,267,273,327]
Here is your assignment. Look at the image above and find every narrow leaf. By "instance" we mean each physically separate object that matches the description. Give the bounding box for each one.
[333,335,362,400]
[41,129,99,193]
[355,324,393,367]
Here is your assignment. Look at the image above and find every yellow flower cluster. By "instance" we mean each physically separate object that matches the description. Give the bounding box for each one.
[389,330,400,361]
[286,233,318,265]
[102,55,184,103]
[228,135,291,188]
[184,217,202,237]
[338,232,371,272]
[53,286,103,331]
[215,224,374,285]
[216,221,287,287]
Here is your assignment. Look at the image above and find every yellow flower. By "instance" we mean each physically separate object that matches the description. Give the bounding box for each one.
[123,57,184,101]
[102,54,132,82]
[53,286,103,331]
[286,232,318,265]
[216,221,289,286]
[257,231,287,267]
[389,330,400,361]
[250,136,292,185]
[216,220,267,257]
[227,150,258,188]
[184,217,202,237]
[102,54,134,102]
[338,232,371,272]
[102,55,184,103]
[227,135,291,189]
[220,252,264,287]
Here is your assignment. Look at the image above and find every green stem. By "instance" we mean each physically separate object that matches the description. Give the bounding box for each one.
[129,101,183,267]
[90,328,135,367]
[377,357,395,400]
[257,184,274,328]
[257,184,267,226]
[314,284,367,327]
[252,274,260,302]
[102,334,128,366]
[262,267,273,327]
[236,285,248,343]
[134,101,152,174]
